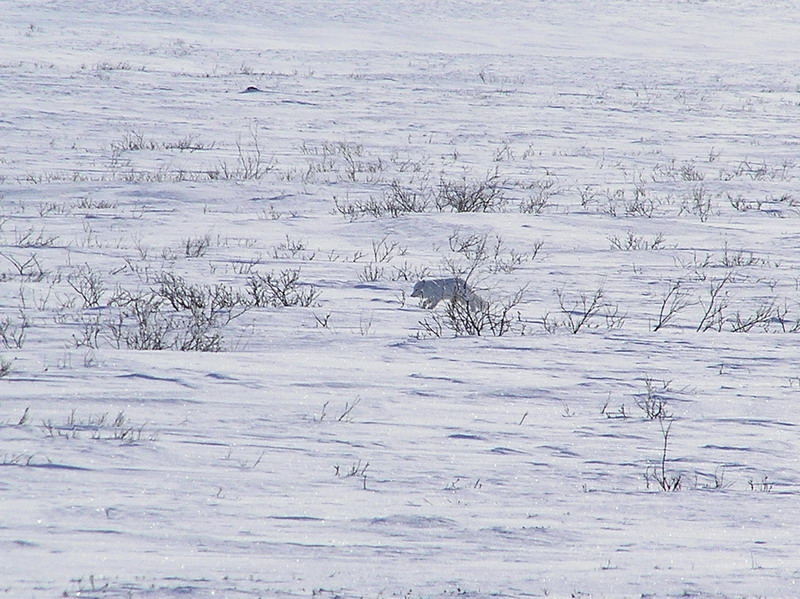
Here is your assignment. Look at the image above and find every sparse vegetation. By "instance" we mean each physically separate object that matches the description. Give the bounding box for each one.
[696,273,733,332]
[41,410,154,443]
[0,356,11,378]
[182,233,212,258]
[67,265,106,308]
[216,125,274,180]
[645,419,682,492]
[246,269,320,308]
[418,286,526,337]
[316,398,361,422]
[541,286,619,334]
[651,279,693,331]
[0,313,29,349]
[2,18,799,597]
[634,376,673,420]
[608,231,667,251]
[436,171,505,212]
[748,476,774,492]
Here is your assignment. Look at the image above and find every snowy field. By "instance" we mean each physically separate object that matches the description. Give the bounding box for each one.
[2,1,800,597]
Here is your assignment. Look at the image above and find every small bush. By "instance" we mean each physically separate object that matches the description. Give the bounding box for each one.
[645,420,682,492]
[41,410,153,443]
[104,273,243,352]
[182,234,212,258]
[112,293,224,352]
[0,357,11,378]
[652,279,693,332]
[157,272,247,324]
[436,172,505,212]
[519,177,557,214]
[608,232,667,251]
[418,286,526,337]
[1,252,47,280]
[67,265,106,308]
[635,376,673,420]
[541,287,617,334]
[246,269,320,308]
[0,313,29,349]
[216,126,274,180]
[384,180,431,214]
[333,181,431,219]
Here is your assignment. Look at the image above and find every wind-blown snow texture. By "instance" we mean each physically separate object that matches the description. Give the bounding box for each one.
[1,1,799,597]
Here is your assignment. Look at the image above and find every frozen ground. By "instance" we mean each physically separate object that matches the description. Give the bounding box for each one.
[1,1,800,597]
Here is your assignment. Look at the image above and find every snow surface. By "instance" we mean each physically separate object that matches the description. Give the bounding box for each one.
[1,1,800,597]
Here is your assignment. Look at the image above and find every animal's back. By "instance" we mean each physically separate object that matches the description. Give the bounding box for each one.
[411,277,484,310]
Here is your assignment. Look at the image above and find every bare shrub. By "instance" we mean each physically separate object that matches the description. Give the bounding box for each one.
[14,228,59,248]
[173,314,225,352]
[0,313,29,349]
[0,357,11,378]
[103,273,246,352]
[73,314,102,349]
[73,197,117,211]
[652,279,694,331]
[624,184,656,217]
[608,232,667,251]
[542,286,614,334]
[447,229,541,275]
[247,269,320,307]
[114,293,224,352]
[578,185,598,209]
[448,229,490,262]
[775,302,800,333]
[635,376,673,420]
[301,141,384,183]
[2,252,47,281]
[418,287,526,337]
[391,262,431,282]
[111,129,158,152]
[358,263,384,282]
[748,476,774,492]
[333,181,431,219]
[436,171,505,212]
[371,235,404,263]
[115,294,174,351]
[730,299,777,333]
[67,265,106,308]
[383,180,431,215]
[680,184,714,222]
[217,126,273,180]
[14,228,58,248]
[41,410,153,444]
[157,272,248,324]
[728,193,764,213]
[600,186,660,218]
[163,134,216,152]
[490,242,541,274]
[645,419,682,491]
[718,244,770,268]
[333,196,386,219]
[182,233,212,258]
[316,397,361,422]
[330,141,384,183]
[680,161,705,181]
[519,177,557,214]
[272,236,315,261]
[696,273,733,332]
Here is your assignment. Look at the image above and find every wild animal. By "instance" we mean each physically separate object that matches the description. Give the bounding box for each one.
[411,277,487,311]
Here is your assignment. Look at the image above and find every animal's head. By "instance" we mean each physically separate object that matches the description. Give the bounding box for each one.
[410,280,425,297]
